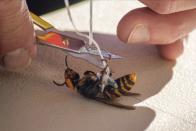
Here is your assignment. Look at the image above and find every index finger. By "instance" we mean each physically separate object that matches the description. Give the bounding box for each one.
[139,0,196,14]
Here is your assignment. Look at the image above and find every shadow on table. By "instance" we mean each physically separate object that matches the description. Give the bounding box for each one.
[0,31,175,131]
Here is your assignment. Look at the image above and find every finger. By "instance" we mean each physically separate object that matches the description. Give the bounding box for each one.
[0,0,36,70]
[157,39,184,60]
[139,0,196,14]
[117,7,196,45]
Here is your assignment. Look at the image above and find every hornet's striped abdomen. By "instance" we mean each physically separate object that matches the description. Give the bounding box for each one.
[106,73,137,98]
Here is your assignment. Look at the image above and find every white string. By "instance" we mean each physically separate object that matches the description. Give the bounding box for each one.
[89,0,93,46]
[64,0,112,92]
[64,0,107,68]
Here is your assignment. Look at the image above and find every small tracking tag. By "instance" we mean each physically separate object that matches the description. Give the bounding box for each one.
[37,32,85,53]
[31,12,123,68]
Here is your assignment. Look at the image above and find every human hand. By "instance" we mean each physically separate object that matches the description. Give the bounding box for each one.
[0,0,36,71]
[117,0,196,60]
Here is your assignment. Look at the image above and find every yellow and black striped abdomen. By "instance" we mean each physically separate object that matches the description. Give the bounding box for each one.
[103,73,137,99]
[115,73,136,96]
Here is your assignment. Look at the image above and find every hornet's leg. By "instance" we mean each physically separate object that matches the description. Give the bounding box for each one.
[122,92,140,96]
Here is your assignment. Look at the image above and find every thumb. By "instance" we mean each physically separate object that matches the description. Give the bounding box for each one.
[117,7,196,45]
[0,0,37,71]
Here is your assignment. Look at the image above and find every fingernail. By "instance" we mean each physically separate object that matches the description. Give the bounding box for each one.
[127,24,150,44]
[3,48,31,70]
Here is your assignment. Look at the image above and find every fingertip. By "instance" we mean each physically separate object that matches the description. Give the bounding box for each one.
[2,48,32,71]
[157,39,184,60]
[0,41,37,71]
[140,0,196,14]
[117,7,195,46]
[117,13,131,43]
[139,0,172,14]
[117,8,151,44]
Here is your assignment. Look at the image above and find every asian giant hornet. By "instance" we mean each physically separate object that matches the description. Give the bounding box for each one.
[53,56,140,110]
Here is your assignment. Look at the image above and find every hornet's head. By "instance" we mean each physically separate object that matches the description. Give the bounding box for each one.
[63,56,80,89]
[64,68,80,86]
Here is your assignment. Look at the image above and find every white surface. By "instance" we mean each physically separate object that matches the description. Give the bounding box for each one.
[0,1,196,131]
